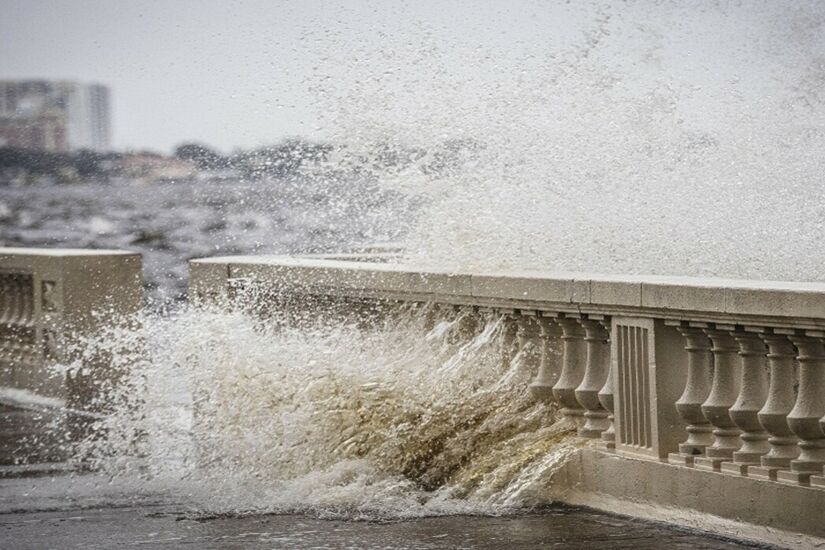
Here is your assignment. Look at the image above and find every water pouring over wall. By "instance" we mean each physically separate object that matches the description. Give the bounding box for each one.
[70,301,576,518]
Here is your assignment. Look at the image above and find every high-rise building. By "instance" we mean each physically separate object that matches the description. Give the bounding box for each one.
[0,80,112,151]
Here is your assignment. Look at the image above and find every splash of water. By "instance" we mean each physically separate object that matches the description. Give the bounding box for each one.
[62,302,577,519]
[301,0,825,281]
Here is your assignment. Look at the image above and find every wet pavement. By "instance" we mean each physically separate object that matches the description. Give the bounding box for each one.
[0,482,776,550]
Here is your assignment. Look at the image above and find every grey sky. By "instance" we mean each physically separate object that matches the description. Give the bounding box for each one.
[2,1,821,153]
[0,0,337,152]
[0,0,564,153]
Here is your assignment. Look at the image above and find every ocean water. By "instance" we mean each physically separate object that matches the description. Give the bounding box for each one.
[0,178,410,302]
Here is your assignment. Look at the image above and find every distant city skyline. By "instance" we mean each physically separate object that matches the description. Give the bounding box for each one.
[0,0,331,153]
[0,79,111,151]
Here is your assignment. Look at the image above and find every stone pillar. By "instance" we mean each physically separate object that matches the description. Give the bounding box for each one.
[598,335,616,450]
[668,326,714,466]
[455,306,479,342]
[778,334,825,485]
[498,310,519,369]
[516,312,541,371]
[749,333,800,481]
[552,316,586,427]
[529,315,562,402]
[575,318,611,438]
[721,331,770,476]
[695,328,741,471]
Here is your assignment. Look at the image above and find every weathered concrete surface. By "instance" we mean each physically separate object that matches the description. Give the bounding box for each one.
[189,255,825,329]
[552,448,825,549]
[0,247,143,465]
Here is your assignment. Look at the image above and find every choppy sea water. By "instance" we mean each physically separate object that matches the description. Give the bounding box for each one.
[0,178,410,302]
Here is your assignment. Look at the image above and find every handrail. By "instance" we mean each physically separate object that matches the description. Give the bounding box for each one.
[191,255,825,329]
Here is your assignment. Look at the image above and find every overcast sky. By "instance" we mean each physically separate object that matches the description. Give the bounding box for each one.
[0,0,573,153]
[2,1,820,154]
[0,1,340,152]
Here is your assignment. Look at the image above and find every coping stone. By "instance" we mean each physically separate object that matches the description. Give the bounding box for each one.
[190,255,825,321]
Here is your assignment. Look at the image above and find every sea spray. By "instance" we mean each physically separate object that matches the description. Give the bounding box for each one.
[303,0,825,281]
[64,300,579,518]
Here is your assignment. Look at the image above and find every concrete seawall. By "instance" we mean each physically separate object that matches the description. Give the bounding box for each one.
[191,254,825,548]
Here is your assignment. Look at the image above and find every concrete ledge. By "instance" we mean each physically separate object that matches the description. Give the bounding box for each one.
[0,248,138,257]
[190,255,825,327]
[553,448,825,548]
[1,247,143,466]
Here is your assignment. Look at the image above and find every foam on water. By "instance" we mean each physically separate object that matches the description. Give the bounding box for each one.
[61,303,576,518]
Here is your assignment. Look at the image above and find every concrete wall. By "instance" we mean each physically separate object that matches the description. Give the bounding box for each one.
[190,254,825,548]
[0,248,143,464]
[190,255,825,330]
[555,448,825,549]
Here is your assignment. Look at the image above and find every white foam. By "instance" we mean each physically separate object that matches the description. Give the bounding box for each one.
[68,304,575,518]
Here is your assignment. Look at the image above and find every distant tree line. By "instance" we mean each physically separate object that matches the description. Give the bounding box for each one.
[0,147,124,183]
[0,137,335,184]
[0,135,484,185]
[173,139,334,179]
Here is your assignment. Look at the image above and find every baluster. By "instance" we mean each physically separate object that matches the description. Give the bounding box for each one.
[575,317,610,438]
[10,274,21,326]
[498,310,519,368]
[552,316,586,427]
[422,302,440,332]
[668,325,714,467]
[815,373,825,487]
[598,341,616,450]
[516,312,541,370]
[749,333,800,481]
[721,331,770,476]
[529,315,562,401]
[777,334,825,485]
[695,327,741,471]
[452,306,479,343]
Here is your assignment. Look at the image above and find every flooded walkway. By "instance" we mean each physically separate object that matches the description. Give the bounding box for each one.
[0,478,773,550]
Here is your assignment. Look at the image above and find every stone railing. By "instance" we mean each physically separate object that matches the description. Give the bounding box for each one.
[0,248,143,466]
[191,254,825,546]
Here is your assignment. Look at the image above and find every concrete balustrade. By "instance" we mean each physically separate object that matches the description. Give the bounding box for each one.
[720,331,770,475]
[668,326,713,466]
[778,334,825,485]
[529,315,562,401]
[456,306,480,341]
[191,254,825,546]
[515,312,541,372]
[498,310,520,368]
[0,248,143,465]
[597,340,616,450]
[551,317,587,428]
[694,328,741,471]
[749,334,800,481]
[575,317,610,438]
